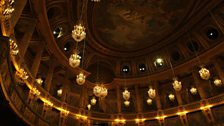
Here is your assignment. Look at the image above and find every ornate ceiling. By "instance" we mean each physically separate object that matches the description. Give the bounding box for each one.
[1,0,224,126]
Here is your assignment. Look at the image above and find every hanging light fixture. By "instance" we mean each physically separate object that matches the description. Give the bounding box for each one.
[57,88,63,97]
[90,97,97,105]
[76,72,86,85]
[36,78,43,85]
[199,66,210,80]
[0,0,15,19]
[93,83,108,98]
[69,52,81,68]
[124,100,130,107]
[190,87,197,95]
[87,104,91,110]
[148,87,156,99]
[168,93,175,101]
[172,77,182,91]
[147,98,152,105]
[214,78,222,86]
[72,24,86,42]
[9,38,19,55]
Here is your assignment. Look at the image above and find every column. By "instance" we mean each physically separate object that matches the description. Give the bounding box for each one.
[116,85,121,113]
[192,71,207,99]
[31,45,44,77]
[155,83,162,110]
[179,114,189,126]
[134,85,142,113]
[45,61,55,92]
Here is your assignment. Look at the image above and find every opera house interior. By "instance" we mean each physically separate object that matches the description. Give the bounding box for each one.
[1,0,224,126]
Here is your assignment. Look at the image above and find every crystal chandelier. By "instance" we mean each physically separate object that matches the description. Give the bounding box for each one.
[69,52,81,68]
[190,87,197,95]
[87,104,91,110]
[168,94,175,101]
[90,97,97,105]
[124,100,130,107]
[72,24,86,42]
[93,84,108,98]
[9,38,19,55]
[0,0,15,19]
[76,72,86,85]
[122,89,130,100]
[36,78,43,85]
[57,89,63,97]
[147,98,152,105]
[199,67,210,80]
[148,87,156,99]
[172,78,182,91]
[214,78,222,86]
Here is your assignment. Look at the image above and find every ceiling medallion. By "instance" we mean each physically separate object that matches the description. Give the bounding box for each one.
[72,24,86,42]
[199,67,210,80]
[172,77,182,91]
[90,97,97,105]
[214,78,222,86]
[76,72,86,85]
[0,0,15,19]
[148,87,156,99]
[147,98,152,105]
[190,87,197,95]
[168,94,175,101]
[69,52,81,68]
[93,84,108,98]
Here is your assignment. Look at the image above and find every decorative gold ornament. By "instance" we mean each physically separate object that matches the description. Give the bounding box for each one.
[90,97,97,105]
[72,24,86,42]
[16,68,29,80]
[76,72,86,85]
[9,38,19,55]
[172,78,182,91]
[124,100,130,107]
[93,84,108,98]
[190,87,197,95]
[91,0,100,2]
[69,52,81,68]
[199,67,210,80]
[0,0,15,19]
[147,98,152,105]
[168,94,175,101]
[122,89,130,101]
[148,87,156,99]
[60,109,70,117]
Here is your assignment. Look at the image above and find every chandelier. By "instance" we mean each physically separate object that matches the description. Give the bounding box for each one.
[214,78,222,86]
[148,87,156,99]
[124,100,130,107]
[36,78,43,85]
[168,94,175,101]
[90,97,97,105]
[147,98,152,105]
[69,52,81,68]
[190,87,197,95]
[57,89,63,97]
[87,104,91,110]
[0,0,15,19]
[93,84,108,98]
[76,72,86,85]
[72,24,86,42]
[172,78,182,91]
[199,67,210,80]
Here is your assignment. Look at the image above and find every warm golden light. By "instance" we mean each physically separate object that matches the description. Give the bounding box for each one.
[214,78,222,86]
[190,87,197,95]
[69,52,81,68]
[122,89,130,101]
[36,78,43,85]
[90,97,97,105]
[16,68,29,80]
[177,111,188,115]
[0,0,15,19]
[148,87,156,99]
[76,72,86,85]
[124,100,130,107]
[57,89,63,97]
[135,118,146,123]
[147,98,152,105]
[172,78,182,91]
[156,115,167,120]
[72,24,86,42]
[168,94,175,101]
[199,67,210,80]
[87,104,91,110]
[9,38,19,55]
[114,119,126,124]
[75,114,87,120]
[93,84,108,98]
[200,105,212,110]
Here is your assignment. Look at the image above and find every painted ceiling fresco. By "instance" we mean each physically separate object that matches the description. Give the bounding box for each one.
[93,0,191,50]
